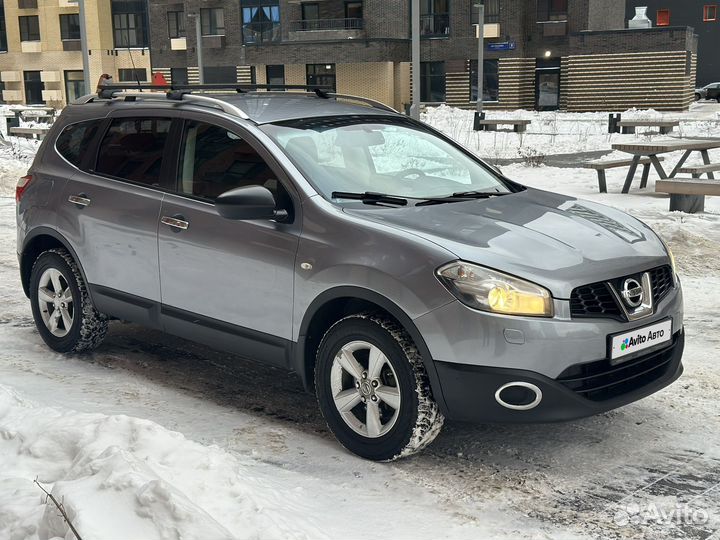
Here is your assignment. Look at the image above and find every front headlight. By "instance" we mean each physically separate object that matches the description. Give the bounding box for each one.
[436,262,553,317]
[659,237,677,275]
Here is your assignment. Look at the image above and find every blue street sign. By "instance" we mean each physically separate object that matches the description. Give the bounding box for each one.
[487,41,516,51]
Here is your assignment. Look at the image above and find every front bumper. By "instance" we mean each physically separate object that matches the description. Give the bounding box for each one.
[433,329,683,422]
[414,283,684,422]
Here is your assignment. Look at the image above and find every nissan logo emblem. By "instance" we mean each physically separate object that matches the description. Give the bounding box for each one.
[621,278,644,308]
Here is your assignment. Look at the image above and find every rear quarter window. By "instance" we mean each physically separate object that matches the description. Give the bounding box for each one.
[55,120,102,168]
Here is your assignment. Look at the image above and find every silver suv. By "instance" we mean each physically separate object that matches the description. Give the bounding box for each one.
[16,85,684,461]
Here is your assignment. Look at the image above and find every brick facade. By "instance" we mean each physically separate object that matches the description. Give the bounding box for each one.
[146,0,699,112]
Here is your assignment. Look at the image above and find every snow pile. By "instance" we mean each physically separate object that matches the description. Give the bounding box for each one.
[0,384,327,540]
[422,102,720,160]
[0,156,32,198]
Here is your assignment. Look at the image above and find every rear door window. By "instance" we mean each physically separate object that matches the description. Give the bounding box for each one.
[56,120,102,168]
[96,117,172,186]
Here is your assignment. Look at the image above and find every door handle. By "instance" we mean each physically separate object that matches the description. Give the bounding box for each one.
[68,194,91,207]
[161,216,189,231]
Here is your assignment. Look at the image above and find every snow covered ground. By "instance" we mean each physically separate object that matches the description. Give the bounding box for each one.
[1,107,720,540]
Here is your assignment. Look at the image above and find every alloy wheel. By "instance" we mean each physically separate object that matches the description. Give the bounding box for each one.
[330,340,402,438]
[37,268,74,338]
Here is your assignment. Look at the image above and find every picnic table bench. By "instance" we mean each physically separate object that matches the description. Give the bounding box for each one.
[617,120,679,135]
[677,163,720,179]
[584,157,664,193]
[656,178,720,213]
[9,126,51,140]
[611,139,720,193]
[476,119,531,133]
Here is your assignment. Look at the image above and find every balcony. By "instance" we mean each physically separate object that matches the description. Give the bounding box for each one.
[287,18,365,41]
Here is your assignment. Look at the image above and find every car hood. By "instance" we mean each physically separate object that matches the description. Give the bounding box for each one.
[343,188,669,298]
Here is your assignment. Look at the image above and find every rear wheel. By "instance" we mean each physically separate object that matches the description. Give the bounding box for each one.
[315,313,444,461]
[29,249,108,353]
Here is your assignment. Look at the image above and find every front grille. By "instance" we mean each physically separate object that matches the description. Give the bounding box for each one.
[649,265,674,304]
[556,334,679,401]
[570,282,624,320]
[570,265,675,321]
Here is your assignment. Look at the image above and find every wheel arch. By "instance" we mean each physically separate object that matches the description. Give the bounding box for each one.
[20,228,91,302]
[293,286,449,415]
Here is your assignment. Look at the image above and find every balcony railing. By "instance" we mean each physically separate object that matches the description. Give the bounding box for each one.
[420,14,450,37]
[289,18,364,32]
[243,22,281,44]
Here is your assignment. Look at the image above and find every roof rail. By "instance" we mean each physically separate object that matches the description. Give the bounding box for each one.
[76,89,251,120]
[73,83,399,119]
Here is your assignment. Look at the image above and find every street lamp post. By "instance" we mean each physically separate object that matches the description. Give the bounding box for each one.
[409,0,420,119]
[188,13,204,84]
[473,3,485,131]
[78,0,91,97]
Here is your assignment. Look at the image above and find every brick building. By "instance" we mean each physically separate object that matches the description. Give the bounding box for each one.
[148,0,698,112]
[0,0,152,107]
[625,1,720,86]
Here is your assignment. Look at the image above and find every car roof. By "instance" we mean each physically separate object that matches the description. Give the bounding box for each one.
[214,93,401,124]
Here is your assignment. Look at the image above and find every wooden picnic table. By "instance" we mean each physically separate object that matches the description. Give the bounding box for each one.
[611,139,720,193]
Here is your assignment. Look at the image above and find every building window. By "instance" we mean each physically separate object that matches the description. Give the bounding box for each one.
[703,5,717,21]
[266,65,285,86]
[19,15,40,41]
[171,67,188,85]
[0,2,8,52]
[420,61,445,102]
[306,64,336,92]
[470,59,499,102]
[345,1,363,20]
[64,70,86,103]
[168,10,185,38]
[24,71,44,104]
[482,0,500,23]
[201,8,225,35]
[242,2,280,44]
[420,0,449,37]
[657,9,670,26]
[60,14,81,41]
[118,68,147,82]
[18,0,37,8]
[112,1,149,47]
[203,66,236,83]
[538,0,567,21]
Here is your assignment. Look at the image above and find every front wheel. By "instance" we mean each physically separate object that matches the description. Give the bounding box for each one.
[315,313,444,461]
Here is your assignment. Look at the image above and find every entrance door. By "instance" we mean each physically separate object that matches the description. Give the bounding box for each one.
[535,58,561,111]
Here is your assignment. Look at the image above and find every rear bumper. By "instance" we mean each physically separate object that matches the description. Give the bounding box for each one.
[433,329,684,423]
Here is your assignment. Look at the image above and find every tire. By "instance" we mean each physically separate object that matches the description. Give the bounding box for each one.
[315,313,444,461]
[29,248,108,353]
[694,93,701,101]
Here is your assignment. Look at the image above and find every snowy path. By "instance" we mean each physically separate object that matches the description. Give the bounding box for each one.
[2,139,720,538]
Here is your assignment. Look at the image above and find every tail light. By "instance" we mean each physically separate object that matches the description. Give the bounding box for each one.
[16,174,33,203]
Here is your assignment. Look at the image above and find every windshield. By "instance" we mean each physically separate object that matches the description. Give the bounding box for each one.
[260,116,511,200]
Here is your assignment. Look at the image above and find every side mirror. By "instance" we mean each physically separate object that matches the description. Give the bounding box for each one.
[215,185,287,221]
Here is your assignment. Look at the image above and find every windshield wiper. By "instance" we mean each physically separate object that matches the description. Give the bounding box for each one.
[450,190,509,198]
[415,191,510,206]
[331,191,408,206]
